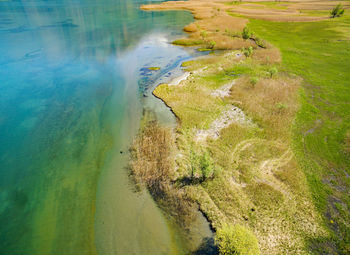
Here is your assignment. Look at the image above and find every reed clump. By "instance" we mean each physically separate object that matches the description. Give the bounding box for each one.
[129,121,196,226]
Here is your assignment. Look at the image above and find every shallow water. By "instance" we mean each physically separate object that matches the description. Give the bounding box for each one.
[0,0,212,254]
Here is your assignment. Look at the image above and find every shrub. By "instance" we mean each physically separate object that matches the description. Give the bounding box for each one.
[331,4,345,18]
[199,152,215,180]
[275,102,288,113]
[268,67,278,78]
[190,149,201,180]
[242,46,253,57]
[215,224,260,255]
[242,27,252,40]
[208,40,217,49]
[254,37,266,48]
[250,77,259,87]
[200,30,208,39]
[190,150,215,181]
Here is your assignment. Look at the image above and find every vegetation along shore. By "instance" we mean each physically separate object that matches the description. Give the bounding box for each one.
[131,1,350,254]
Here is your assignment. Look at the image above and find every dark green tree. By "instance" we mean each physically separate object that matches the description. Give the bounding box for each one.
[331,4,345,18]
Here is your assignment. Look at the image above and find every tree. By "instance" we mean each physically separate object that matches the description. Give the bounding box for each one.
[242,27,252,40]
[268,67,278,78]
[331,4,345,18]
[190,150,215,182]
[250,77,259,88]
[215,224,260,255]
[242,46,253,57]
[200,152,214,180]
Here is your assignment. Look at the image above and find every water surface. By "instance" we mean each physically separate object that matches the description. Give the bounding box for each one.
[0,0,211,254]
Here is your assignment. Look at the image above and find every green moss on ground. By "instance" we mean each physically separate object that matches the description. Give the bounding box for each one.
[172,38,204,46]
[148,66,161,71]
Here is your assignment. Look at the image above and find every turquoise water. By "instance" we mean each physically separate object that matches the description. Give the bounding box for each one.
[0,0,210,254]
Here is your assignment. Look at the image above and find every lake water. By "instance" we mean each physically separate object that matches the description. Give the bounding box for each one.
[0,0,212,254]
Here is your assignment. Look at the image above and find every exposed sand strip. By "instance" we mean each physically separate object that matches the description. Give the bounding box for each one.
[211,81,235,98]
[168,72,190,86]
[196,105,254,141]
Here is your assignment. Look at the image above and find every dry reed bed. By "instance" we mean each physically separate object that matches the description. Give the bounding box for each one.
[129,121,196,228]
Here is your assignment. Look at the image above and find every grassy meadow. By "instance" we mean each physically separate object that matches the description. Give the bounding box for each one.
[248,14,350,253]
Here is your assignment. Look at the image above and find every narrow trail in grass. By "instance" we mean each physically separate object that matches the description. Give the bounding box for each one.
[196,104,255,141]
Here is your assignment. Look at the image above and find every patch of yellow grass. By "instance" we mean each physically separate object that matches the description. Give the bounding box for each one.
[229,75,300,139]
[252,48,281,64]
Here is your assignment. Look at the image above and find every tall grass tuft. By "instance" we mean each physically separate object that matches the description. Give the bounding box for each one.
[129,120,196,226]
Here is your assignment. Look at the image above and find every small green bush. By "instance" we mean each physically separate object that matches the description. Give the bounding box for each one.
[250,77,259,87]
[254,37,266,48]
[200,152,215,180]
[242,27,252,40]
[208,40,216,49]
[200,30,208,39]
[276,102,288,113]
[268,67,278,78]
[190,150,215,181]
[331,4,345,18]
[242,46,253,57]
[215,224,260,255]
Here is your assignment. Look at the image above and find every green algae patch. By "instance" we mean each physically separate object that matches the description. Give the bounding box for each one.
[172,38,204,46]
[181,60,195,67]
[197,48,213,52]
[148,66,161,71]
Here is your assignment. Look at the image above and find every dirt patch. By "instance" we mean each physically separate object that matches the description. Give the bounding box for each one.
[168,72,190,86]
[211,81,235,98]
[196,105,255,141]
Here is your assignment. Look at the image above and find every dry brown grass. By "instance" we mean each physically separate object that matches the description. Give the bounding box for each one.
[196,14,247,32]
[141,0,349,23]
[252,48,281,64]
[183,23,197,32]
[229,75,300,139]
[130,120,175,193]
[210,35,255,50]
[129,121,197,227]
[227,6,328,21]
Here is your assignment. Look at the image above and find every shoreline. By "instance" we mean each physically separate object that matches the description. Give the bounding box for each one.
[93,12,204,255]
[152,90,181,122]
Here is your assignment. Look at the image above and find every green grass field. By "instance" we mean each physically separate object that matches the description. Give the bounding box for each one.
[249,14,350,254]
